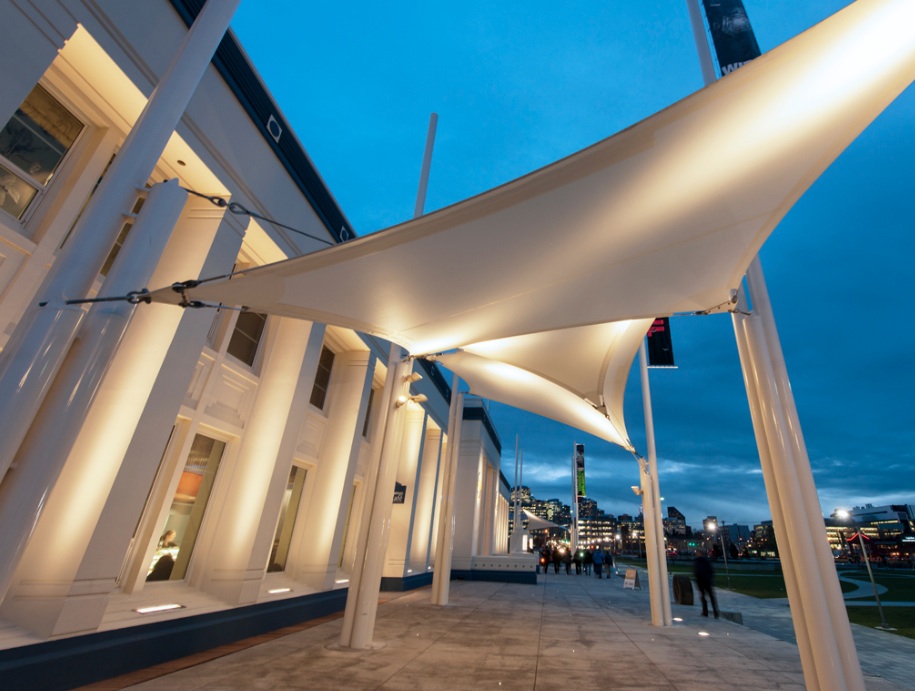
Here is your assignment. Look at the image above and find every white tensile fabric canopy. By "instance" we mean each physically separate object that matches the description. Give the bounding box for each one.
[148,0,915,449]
[522,509,565,531]
[435,319,654,450]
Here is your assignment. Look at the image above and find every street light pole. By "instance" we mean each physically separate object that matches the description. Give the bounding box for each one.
[839,510,892,631]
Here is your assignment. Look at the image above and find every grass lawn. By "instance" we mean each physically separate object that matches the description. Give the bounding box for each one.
[616,559,915,639]
[845,607,915,639]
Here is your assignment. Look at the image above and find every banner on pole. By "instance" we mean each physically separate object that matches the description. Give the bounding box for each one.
[647,317,675,368]
[574,443,586,497]
[701,0,761,75]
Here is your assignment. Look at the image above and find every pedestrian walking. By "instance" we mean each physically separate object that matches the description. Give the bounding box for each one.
[694,552,719,618]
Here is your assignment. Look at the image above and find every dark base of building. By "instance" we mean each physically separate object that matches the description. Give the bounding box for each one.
[0,589,347,691]
[380,571,435,591]
[451,569,538,585]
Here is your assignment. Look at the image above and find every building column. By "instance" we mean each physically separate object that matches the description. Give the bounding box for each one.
[0,3,73,122]
[383,407,427,583]
[409,426,443,573]
[196,317,321,605]
[0,192,241,634]
[0,0,241,481]
[0,181,188,615]
[111,213,247,596]
[292,350,374,591]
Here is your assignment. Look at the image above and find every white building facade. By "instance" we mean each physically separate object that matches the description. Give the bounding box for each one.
[0,1,509,683]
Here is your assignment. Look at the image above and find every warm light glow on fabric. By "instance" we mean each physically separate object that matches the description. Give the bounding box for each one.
[437,351,633,450]
[147,0,915,359]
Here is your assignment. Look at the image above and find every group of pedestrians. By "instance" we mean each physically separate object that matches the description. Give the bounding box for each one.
[540,544,614,578]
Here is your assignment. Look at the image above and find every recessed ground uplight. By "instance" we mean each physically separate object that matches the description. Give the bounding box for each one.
[134,603,184,614]
[268,587,292,594]
[698,631,711,637]
[673,617,683,622]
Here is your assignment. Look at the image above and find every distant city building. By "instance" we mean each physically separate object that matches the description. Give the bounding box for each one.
[578,496,599,520]
[510,485,533,505]
[579,511,618,547]
[828,504,915,560]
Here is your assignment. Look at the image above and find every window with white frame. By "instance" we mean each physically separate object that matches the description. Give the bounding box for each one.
[267,465,308,573]
[147,433,226,582]
[226,311,268,367]
[309,346,335,410]
[0,85,84,221]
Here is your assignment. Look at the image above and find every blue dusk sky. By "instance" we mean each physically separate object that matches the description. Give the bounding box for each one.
[231,1,915,530]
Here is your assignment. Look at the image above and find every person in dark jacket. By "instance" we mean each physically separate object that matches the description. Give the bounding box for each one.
[694,552,719,618]
[592,547,605,578]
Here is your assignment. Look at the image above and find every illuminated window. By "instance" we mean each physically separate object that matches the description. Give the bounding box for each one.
[309,346,335,410]
[267,465,307,572]
[0,85,83,220]
[147,434,226,582]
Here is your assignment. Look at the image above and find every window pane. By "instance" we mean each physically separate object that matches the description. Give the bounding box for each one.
[362,388,375,438]
[226,311,267,366]
[309,346,335,409]
[99,221,133,276]
[0,85,83,186]
[0,163,37,219]
[147,434,225,582]
[267,466,307,572]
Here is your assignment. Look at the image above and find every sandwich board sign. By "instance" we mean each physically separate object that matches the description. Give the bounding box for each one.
[623,568,641,590]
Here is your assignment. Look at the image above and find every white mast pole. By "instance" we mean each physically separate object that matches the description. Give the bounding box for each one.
[638,341,672,626]
[510,435,521,552]
[686,2,862,687]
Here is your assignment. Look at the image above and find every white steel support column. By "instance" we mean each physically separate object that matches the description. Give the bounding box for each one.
[0,181,188,607]
[685,3,862,687]
[745,259,863,690]
[638,458,663,627]
[639,341,672,626]
[741,312,850,690]
[431,378,464,606]
[0,0,241,481]
[732,305,817,688]
[340,347,411,649]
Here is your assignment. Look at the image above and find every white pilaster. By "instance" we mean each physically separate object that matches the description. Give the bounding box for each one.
[294,349,374,591]
[0,3,73,123]
[409,427,443,573]
[0,192,241,634]
[197,317,318,605]
[0,0,241,480]
[0,181,189,615]
[384,407,427,581]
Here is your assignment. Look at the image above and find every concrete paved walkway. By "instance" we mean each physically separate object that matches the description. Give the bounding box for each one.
[86,568,915,690]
